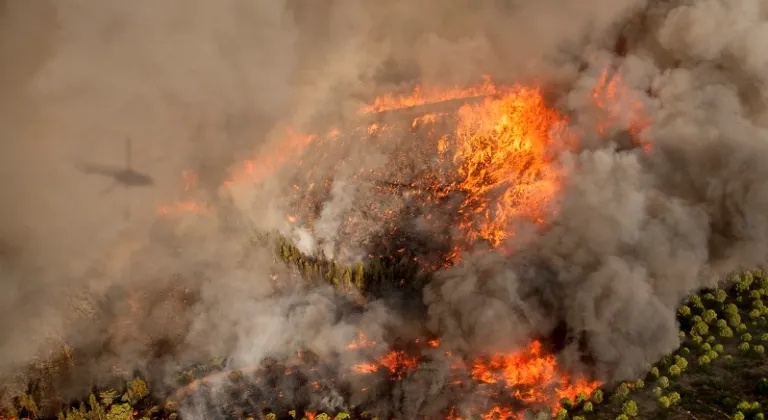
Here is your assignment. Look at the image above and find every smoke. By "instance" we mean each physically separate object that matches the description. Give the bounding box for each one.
[426,0,768,384]
[2,0,768,418]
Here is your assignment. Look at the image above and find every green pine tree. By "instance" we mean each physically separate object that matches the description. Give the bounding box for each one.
[342,268,352,290]
[353,262,365,288]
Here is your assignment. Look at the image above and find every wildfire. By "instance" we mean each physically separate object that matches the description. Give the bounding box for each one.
[358,75,501,114]
[471,341,600,415]
[448,86,567,247]
[157,200,209,217]
[591,68,652,152]
[150,72,655,418]
[346,332,376,350]
[223,128,318,188]
[345,334,598,417]
[157,69,649,256]
[352,350,419,380]
[480,407,516,420]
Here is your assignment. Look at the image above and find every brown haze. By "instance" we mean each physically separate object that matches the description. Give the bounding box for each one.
[1,0,768,418]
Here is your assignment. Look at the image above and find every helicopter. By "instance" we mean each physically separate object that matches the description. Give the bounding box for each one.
[76,137,155,194]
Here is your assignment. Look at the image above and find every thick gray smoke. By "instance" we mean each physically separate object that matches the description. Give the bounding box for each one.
[427,0,768,383]
[2,0,768,418]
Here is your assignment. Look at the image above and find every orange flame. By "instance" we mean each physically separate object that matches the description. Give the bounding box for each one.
[224,128,318,188]
[481,406,517,420]
[471,340,600,414]
[157,200,209,217]
[346,332,376,350]
[592,68,652,152]
[450,86,566,247]
[352,350,418,380]
[358,75,501,114]
[153,74,639,418]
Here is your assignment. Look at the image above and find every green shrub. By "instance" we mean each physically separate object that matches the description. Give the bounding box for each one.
[106,404,132,420]
[689,295,702,305]
[622,400,638,417]
[669,365,681,377]
[702,309,718,324]
[649,367,660,379]
[615,382,630,399]
[698,354,711,367]
[582,402,593,413]
[591,389,604,404]
[739,342,751,353]
[658,396,671,409]
[668,392,681,406]
[738,272,754,291]
[757,378,768,396]
[574,392,587,404]
[714,288,728,302]
[736,400,751,412]
[100,390,119,407]
[124,378,149,405]
[742,333,753,342]
[554,408,568,420]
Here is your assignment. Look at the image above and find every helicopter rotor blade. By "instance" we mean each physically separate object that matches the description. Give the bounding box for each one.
[125,137,132,171]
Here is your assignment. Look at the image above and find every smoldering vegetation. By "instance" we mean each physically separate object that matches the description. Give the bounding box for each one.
[2,0,768,418]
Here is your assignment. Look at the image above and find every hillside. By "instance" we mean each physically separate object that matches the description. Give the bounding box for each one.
[2,235,767,420]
